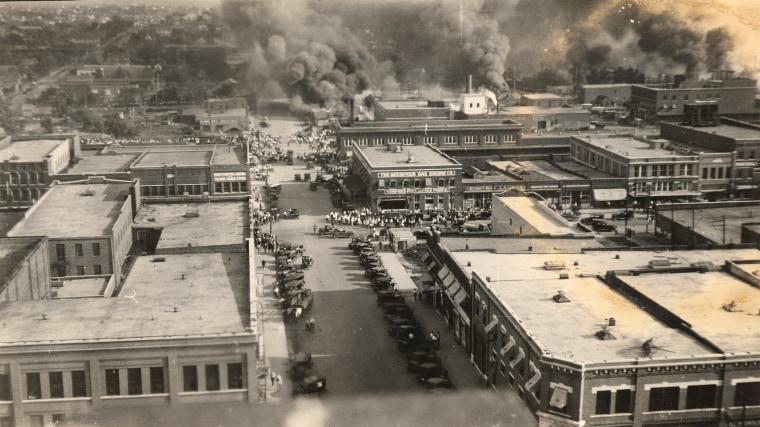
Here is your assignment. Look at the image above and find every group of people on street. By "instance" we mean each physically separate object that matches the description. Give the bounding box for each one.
[253,231,279,253]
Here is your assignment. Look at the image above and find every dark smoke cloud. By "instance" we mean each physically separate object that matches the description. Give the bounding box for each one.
[220,0,750,106]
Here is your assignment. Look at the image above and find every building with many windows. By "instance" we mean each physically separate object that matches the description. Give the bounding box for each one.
[7,177,139,288]
[628,73,758,123]
[0,252,257,427]
[337,119,523,159]
[569,134,701,208]
[581,84,632,107]
[0,136,81,208]
[351,142,462,212]
[423,242,760,427]
[101,145,249,199]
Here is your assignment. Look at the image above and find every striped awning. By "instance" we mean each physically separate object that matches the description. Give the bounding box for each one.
[500,336,516,356]
[437,266,451,282]
[453,288,467,305]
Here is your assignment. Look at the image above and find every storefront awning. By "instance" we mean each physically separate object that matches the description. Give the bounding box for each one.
[426,260,437,271]
[509,348,525,368]
[500,336,516,356]
[453,288,467,305]
[485,317,498,334]
[593,188,627,201]
[437,266,451,282]
[446,279,461,295]
[442,274,456,289]
[421,252,431,264]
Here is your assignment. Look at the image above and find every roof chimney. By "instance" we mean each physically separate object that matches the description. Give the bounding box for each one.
[468,75,473,94]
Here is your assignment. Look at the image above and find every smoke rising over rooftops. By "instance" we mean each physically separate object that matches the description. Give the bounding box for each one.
[220,0,758,107]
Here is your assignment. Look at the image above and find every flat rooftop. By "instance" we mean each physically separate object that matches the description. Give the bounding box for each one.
[450,249,760,362]
[669,123,760,141]
[667,203,760,244]
[522,93,565,100]
[0,139,66,162]
[553,161,620,179]
[133,202,246,249]
[133,150,211,167]
[8,182,131,238]
[0,253,249,344]
[621,269,760,354]
[54,276,111,298]
[440,236,602,253]
[376,100,450,110]
[357,145,459,169]
[501,106,545,115]
[495,197,577,235]
[574,135,696,160]
[489,160,585,181]
[65,151,137,174]
[210,146,246,165]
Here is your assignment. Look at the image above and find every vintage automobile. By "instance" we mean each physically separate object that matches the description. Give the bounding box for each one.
[280,288,313,311]
[389,317,419,336]
[407,351,442,373]
[364,266,388,279]
[348,237,370,250]
[424,377,456,391]
[289,352,313,380]
[382,303,412,320]
[295,173,302,181]
[397,327,427,352]
[301,255,314,268]
[353,242,373,255]
[591,219,617,232]
[580,215,604,225]
[309,182,318,191]
[373,276,396,292]
[363,261,383,274]
[288,208,300,219]
[416,363,449,383]
[377,290,405,306]
[293,375,327,397]
[332,229,354,238]
[360,253,381,266]
[318,225,353,238]
[277,270,304,282]
[281,279,305,293]
[611,210,634,220]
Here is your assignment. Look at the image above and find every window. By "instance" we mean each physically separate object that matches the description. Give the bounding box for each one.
[72,371,87,397]
[718,168,724,179]
[437,179,445,187]
[75,244,83,256]
[56,244,66,261]
[52,415,65,425]
[550,386,569,414]
[183,366,198,392]
[702,168,708,179]
[56,265,66,277]
[206,365,220,391]
[685,384,717,409]
[92,243,100,256]
[227,363,243,389]
[710,167,716,179]
[94,265,102,275]
[49,372,64,398]
[127,368,142,395]
[26,373,41,399]
[464,135,477,144]
[684,94,689,100]
[105,369,120,396]
[616,389,632,413]
[595,390,612,414]
[738,151,744,160]
[150,367,165,394]
[0,372,10,401]
[649,386,679,411]
[29,415,43,427]
[443,136,458,145]
[503,134,516,143]
[484,135,497,144]
[735,382,760,406]
[76,266,85,275]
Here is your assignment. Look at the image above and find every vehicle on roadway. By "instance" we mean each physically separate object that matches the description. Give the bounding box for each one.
[289,352,313,380]
[416,363,449,383]
[293,375,327,397]
[377,290,405,306]
[407,351,442,373]
[590,219,617,232]
[611,210,634,220]
[424,377,456,392]
[301,255,314,268]
[365,266,387,279]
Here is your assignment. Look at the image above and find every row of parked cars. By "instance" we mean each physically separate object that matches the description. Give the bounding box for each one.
[349,238,456,392]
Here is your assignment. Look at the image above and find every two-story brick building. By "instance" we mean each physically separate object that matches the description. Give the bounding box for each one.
[0,236,50,302]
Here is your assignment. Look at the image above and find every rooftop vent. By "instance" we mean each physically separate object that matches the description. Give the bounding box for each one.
[152,257,166,263]
[544,261,566,270]
[80,188,95,196]
[406,152,416,163]
[595,325,616,340]
[552,290,570,303]
[648,259,671,268]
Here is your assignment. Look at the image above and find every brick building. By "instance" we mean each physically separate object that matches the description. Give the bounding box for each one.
[7,177,139,288]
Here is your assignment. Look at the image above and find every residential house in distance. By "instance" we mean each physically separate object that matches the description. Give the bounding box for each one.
[7,177,139,287]
[521,93,566,109]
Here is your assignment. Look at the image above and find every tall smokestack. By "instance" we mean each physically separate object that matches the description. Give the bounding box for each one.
[349,99,355,127]
[468,75,473,94]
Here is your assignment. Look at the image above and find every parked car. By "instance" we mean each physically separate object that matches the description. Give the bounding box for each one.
[360,253,382,266]
[398,328,428,352]
[407,351,442,373]
[293,375,326,396]
[373,276,396,292]
[365,266,388,279]
[611,211,634,220]
[424,377,456,391]
[580,215,603,225]
[280,288,313,311]
[288,208,300,219]
[383,303,412,319]
[348,237,370,250]
[389,317,419,336]
[416,363,449,383]
[289,352,313,380]
[377,290,405,306]
[591,219,617,232]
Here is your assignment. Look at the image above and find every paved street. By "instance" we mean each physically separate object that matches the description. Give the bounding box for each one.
[248,122,537,425]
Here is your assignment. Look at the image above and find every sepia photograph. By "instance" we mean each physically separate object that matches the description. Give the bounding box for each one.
[1,0,760,426]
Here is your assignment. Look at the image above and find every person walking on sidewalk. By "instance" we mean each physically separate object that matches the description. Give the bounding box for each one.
[270,371,276,387]
[413,288,418,301]
[276,374,282,391]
